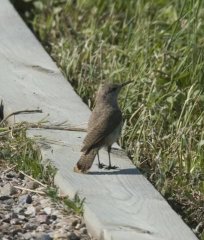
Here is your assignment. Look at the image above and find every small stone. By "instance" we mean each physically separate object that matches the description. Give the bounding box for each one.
[26,194,32,204]
[10,218,21,225]
[18,172,25,180]
[12,178,20,184]
[44,207,52,215]
[18,215,26,220]
[19,194,32,204]
[2,218,11,223]
[40,198,50,206]
[11,212,18,218]
[32,194,40,201]
[2,204,11,211]
[51,215,57,221]
[16,232,25,239]
[26,181,39,190]
[71,219,78,227]
[36,233,52,240]
[67,225,74,231]
[0,183,17,196]
[36,224,46,232]
[25,205,36,216]
[22,232,32,240]
[36,214,49,224]
[80,223,85,228]
[11,225,22,235]
[52,210,59,216]
[53,231,68,239]
[80,227,87,234]
[67,232,80,240]
[13,206,25,214]
[5,198,14,205]
[75,223,81,230]
[18,194,27,205]
[3,212,18,222]
[0,222,9,233]
[6,172,17,178]
[2,214,11,223]
[35,205,42,213]
[23,222,38,230]
[0,195,11,201]
[2,237,9,240]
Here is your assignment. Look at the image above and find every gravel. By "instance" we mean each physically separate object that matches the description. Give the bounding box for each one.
[0,163,96,240]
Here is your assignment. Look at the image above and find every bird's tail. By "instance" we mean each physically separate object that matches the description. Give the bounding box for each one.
[74,148,98,173]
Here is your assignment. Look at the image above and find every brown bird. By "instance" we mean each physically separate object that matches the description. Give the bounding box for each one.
[74,81,132,173]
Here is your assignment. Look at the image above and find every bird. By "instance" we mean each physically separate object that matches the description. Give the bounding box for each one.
[73,81,132,174]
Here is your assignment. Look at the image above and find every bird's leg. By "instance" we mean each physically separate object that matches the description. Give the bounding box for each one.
[105,146,118,170]
[97,152,105,169]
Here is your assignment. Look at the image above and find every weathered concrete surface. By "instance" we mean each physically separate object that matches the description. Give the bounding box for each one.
[0,1,198,240]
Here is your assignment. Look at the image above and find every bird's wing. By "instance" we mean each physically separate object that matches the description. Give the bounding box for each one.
[81,109,122,152]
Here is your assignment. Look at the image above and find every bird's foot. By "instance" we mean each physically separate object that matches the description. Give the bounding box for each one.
[98,163,106,169]
[105,165,118,170]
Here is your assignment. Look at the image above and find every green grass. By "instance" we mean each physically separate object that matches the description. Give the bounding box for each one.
[46,187,85,214]
[0,122,53,183]
[12,0,204,238]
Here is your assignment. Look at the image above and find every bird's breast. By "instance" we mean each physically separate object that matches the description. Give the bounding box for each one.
[104,121,123,146]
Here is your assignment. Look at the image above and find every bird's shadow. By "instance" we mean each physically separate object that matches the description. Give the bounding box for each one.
[88,167,141,175]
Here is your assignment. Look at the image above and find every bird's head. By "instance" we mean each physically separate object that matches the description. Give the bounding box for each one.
[96,81,132,104]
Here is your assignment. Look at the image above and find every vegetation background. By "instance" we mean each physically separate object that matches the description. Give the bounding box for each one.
[12,0,204,238]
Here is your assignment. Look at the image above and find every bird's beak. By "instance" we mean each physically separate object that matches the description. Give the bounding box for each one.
[120,80,133,88]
